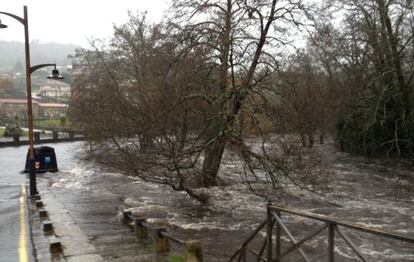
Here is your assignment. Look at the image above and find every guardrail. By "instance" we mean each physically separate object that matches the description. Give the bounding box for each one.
[0,131,84,148]
[229,204,414,262]
[122,210,203,262]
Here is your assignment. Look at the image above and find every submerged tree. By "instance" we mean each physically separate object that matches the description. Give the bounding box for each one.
[71,3,329,201]
[171,0,317,187]
[71,13,214,200]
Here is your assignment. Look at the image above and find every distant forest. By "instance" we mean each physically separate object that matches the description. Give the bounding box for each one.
[0,40,79,70]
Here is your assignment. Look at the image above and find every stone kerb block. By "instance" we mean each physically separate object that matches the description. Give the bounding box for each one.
[35,200,43,208]
[184,240,203,262]
[39,209,48,218]
[49,238,62,253]
[43,221,53,232]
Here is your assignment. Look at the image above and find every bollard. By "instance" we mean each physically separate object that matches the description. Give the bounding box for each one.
[13,134,20,143]
[43,221,53,232]
[184,240,203,262]
[122,211,132,225]
[134,218,148,239]
[34,131,40,143]
[49,238,62,253]
[35,200,43,208]
[52,131,58,141]
[154,228,169,253]
[39,209,48,218]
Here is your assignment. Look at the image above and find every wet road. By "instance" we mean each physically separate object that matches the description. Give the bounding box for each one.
[0,142,78,262]
[0,145,33,262]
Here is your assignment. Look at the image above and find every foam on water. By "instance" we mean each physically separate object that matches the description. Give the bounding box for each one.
[41,142,414,261]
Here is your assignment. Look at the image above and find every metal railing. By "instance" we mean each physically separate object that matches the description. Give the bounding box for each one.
[0,130,84,148]
[229,204,414,262]
[122,211,203,262]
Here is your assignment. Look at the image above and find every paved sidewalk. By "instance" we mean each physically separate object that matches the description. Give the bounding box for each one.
[30,177,175,262]
[29,182,103,261]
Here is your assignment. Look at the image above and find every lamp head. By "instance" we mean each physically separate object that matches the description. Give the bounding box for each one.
[0,19,7,29]
[47,68,64,80]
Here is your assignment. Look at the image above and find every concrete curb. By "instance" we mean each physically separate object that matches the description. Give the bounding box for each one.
[28,181,104,262]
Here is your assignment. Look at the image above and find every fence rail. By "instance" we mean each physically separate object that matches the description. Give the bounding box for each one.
[0,130,84,148]
[122,210,203,262]
[229,204,414,262]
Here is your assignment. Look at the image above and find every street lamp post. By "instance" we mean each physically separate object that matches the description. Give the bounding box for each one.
[0,6,64,197]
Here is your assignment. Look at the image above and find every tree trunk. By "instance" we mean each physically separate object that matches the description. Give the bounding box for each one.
[199,0,278,187]
[201,136,226,187]
[199,0,232,187]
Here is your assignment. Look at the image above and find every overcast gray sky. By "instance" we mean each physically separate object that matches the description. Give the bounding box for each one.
[0,0,169,47]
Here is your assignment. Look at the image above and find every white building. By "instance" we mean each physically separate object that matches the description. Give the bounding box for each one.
[38,80,71,98]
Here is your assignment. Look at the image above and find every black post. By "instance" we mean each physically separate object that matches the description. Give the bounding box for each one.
[13,133,20,144]
[34,131,40,143]
[29,158,36,196]
[52,131,58,141]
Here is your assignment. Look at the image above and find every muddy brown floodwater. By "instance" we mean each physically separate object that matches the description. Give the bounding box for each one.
[42,141,414,261]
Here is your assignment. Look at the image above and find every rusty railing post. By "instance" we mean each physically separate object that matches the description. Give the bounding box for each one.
[328,223,335,262]
[154,228,169,253]
[134,218,148,239]
[275,210,281,262]
[238,245,247,262]
[267,202,273,261]
[184,240,203,262]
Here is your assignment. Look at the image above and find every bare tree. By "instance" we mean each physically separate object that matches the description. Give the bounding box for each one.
[70,13,216,200]
[316,0,414,156]
[70,3,329,201]
[170,0,315,186]
[271,49,336,148]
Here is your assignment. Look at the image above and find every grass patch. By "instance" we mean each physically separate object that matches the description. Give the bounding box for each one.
[170,255,185,262]
[0,127,28,137]
[34,118,69,129]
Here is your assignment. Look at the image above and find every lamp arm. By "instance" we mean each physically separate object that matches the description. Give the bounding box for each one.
[0,11,25,25]
[30,63,56,74]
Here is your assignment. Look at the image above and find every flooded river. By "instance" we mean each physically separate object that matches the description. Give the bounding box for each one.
[32,141,414,261]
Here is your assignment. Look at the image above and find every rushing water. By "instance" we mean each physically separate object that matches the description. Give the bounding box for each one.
[37,141,414,261]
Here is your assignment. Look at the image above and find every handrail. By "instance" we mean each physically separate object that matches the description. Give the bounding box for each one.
[229,203,414,262]
[269,205,414,244]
